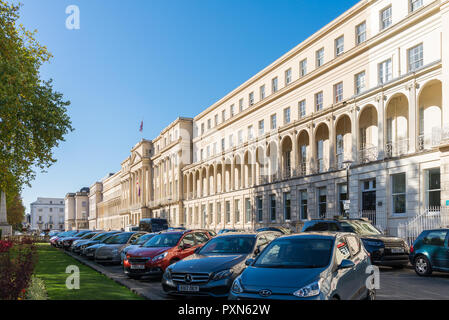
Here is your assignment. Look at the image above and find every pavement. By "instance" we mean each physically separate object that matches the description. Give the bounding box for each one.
[65,250,449,300]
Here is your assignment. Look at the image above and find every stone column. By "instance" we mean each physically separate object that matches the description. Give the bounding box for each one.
[222,160,226,193]
[231,161,235,191]
[199,169,203,197]
[328,115,336,170]
[213,164,217,194]
[309,124,316,174]
[350,105,358,163]
[291,131,298,175]
[205,166,210,196]
[377,93,386,160]
[407,81,418,154]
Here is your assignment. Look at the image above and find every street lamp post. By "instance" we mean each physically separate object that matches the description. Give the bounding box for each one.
[343,160,353,218]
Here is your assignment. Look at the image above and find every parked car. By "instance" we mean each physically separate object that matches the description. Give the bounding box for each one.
[70,231,103,252]
[120,232,159,264]
[60,230,92,250]
[72,231,111,254]
[410,228,449,276]
[124,230,212,279]
[48,230,61,237]
[94,232,147,264]
[217,229,245,235]
[301,218,410,268]
[229,232,376,300]
[79,231,120,256]
[162,231,281,298]
[256,227,292,235]
[139,218,168,233]
[50,230,78,247]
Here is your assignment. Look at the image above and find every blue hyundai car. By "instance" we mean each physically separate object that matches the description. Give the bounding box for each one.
[409,228,449,276]
[229,232,376,300]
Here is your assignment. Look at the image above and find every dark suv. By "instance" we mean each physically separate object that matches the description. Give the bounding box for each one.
[301,218,409,268]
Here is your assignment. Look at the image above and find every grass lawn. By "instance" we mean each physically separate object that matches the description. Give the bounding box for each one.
[34,243,144,300]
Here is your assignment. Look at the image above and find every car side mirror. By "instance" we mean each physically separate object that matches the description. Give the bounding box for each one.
[338,259,355,270]
[245,258,255,266]
[254,246,261,255]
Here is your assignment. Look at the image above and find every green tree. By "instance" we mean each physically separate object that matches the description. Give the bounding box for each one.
[6,194,25,230]
[0,1,73,200]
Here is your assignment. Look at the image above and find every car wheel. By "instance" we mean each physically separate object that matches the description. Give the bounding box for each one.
[414,255,432,276]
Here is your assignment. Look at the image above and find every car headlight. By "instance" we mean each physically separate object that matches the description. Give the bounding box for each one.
[152,252,168,262]
[231,276,243,294]
[212,269,233,281]
[293,281,320,298]
[362,239,383,247]
[165,268,172,279]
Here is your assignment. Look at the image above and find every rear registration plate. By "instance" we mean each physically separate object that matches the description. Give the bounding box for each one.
[130,264,145,270]
[391,248,404,253]
[178,285,199,292]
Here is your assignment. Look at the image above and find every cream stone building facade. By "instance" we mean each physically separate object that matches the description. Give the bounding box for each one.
[65,188,90,230]
[71,0,449,235]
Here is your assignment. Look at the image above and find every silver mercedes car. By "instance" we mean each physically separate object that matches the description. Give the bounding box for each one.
[94,232,147,264]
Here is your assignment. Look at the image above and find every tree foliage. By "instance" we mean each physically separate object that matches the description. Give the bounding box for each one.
[0,1,73,195]
[6,194,25,228]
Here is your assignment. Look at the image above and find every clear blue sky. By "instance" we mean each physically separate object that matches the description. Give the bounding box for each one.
[18,0,359,213]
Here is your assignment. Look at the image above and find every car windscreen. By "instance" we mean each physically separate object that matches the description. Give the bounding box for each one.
[98,233,119,242]
[91,232,108,240]
[142,233,182,248]
[340,220,381,236]
[199,236,255,255]
[253,238,334,269]
[103,233,133,244]
[80,232,96,239]
[136,234,156,245]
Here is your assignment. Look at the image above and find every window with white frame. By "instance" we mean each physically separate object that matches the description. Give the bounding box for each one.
[225,201,231,223]
[207,119,211,130]
[272,77,278,93]
[380,6,392,30]
[315,91,323,111]
[285,68,292,86]
[299,100,306,118]
[222,110,226,122]
[258,120,264,136]
[213,142,217,155]
[335,36,344,56]
[234,199,240,223]
[214,114,218,126]
[238,130,243,144]
[300,59,307,77]
[334,82,343,103]
[378,59,392,84]
[201,123,205,135]
[206,145,210,158]
[229,134,234,148]
[299,190,308,220]
[270,194,276,222]
[316,48,324,67]
[216,202,221,224]
[425,168,440,208]
[283,192,291,221]
[248,125,254,140]
[221,138,225,151]
[284,107,291,124]
[391,173,406,214]
[317,187,327,218]
[239,98,244,112]
[408,43,423,72]
[257,196,263,222]
[230,104,235,117]
[249,92,254,106]
[245,198,251,223]
[356,22,366,45]
[260,85,265,100]
[271,114,277,130]
[410,0,423,12]
[355,71,366,95]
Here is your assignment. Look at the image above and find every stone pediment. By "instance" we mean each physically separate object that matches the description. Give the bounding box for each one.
[130,151,142,165]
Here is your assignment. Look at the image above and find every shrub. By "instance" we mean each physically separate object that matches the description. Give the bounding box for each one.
[25,276,47,300]
[0,241,37,300]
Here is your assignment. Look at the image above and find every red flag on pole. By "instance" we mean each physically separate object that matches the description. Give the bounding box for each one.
[139,120,143,132]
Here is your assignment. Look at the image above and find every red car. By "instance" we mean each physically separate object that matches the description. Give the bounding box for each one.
[124,230,212,279]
